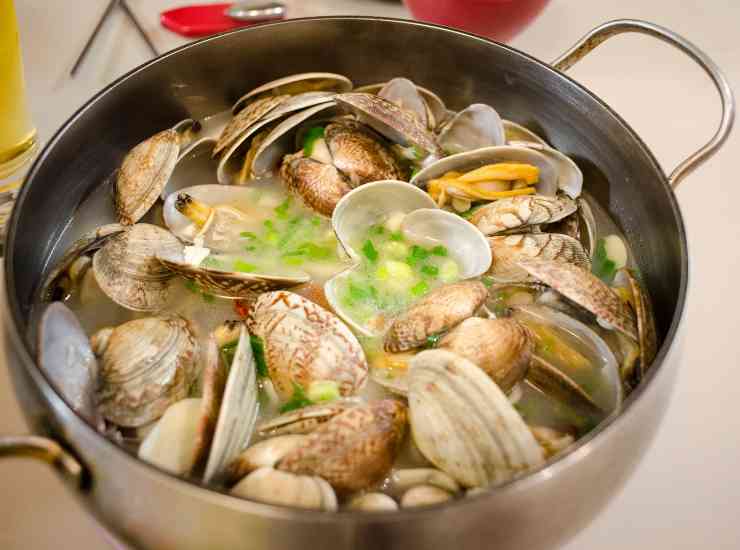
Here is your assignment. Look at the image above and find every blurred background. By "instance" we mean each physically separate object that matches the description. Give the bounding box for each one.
[1,1,738,549]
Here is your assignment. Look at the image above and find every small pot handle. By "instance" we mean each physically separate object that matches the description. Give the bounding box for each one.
[551,19,735,189]
[0,435,85,488]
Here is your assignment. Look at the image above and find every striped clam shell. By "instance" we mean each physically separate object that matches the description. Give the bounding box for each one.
[470,194,577,236]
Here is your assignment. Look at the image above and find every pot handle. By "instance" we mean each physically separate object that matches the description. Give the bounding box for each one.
[0,435,85,488]
[551,18,735,189]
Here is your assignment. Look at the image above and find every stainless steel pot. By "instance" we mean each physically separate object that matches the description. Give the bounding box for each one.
[0,17,733,550]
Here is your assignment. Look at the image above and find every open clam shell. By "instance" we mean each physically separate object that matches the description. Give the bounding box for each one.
[408,349,544,488]
[250,101,338,178]
[487,233,591,283]
[278,399,407,494]
[92,223,181,312]
[216,114,281,185]
[91,315,199,428]
[411,145,559,197]
[503,120,548,145]
[335,93,443,157]
[41,223,124,302]
[438,104,506,154]
[512,304,623,415]
[355,80,448,130]
[203,324,260,483]
[257,398,362,437]
[115,128,182,225]
[509,141,583,199]
[247,291,368,402]
[470,194,577,236]
[232,72,352,115]
[38,302,102,428]
[517,257,638,340]
[164,139,221,199]
[384,281,489,353]
[215,95,290,156]
[613,268,658,379]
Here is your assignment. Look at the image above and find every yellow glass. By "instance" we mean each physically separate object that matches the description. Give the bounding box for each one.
[0,0,36,179]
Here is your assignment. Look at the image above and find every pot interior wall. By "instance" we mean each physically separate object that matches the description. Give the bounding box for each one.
[7,18,683,352]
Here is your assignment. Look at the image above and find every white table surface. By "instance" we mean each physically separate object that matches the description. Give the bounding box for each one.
[1,1,738,548]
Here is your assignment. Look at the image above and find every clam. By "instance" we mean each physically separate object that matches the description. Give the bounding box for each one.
[278,399,407,493]
[231,467,338,511]
[412,146,560,207]
[335,92,443,157]
[401,485,454,508]
[384,281,488,352]
[377,77,435,130]
[347,492,399,512]
[92,223,182,311]
[115,123,191,225]
[470,194,577,236]
[438,317,533,393]
[487,233,591,283]
[355,79,448,130]
[511,304,623,416]
[516,257,638,340]
[530,426,576,459]
[231,72,352,115]
[509,141,583,199]
[257,398,362,437]
[41,223,124,302]
[503,120,548,145]
[90,315,199,427]
[37,302,102,428]
[214,94,291,156]
[225,435,309,484]
[247,291,368,402]
[408,349,545,487]
[280,119,404,216]
[437,104,506,154]
[390,468,461,494]
[613,268,658,381]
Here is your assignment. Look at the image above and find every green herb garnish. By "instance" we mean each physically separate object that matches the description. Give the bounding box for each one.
[274,198,292,219]
[302,126,325,156]
[280,382,314,413]
[481,276,495,288]
[307,380,340,404]
[234,260,257,272]
[362,239,379,262]
[411,280,429,297]
[389,231,404,242]
[240,231,258,240]
[249,335,268,377]
[220,340,239,367]
[425,333,442,349]
[592,238,617,283]
[431,245,448,257]
[406,245,430,266]
[421,264,439,277]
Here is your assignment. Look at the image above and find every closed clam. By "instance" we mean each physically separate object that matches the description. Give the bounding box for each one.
[438,317,533,393]
[471,194,577,236]
[278,399,407,493]
[401,485,454,508]
[487,233,591,284]
[91,315,199,427]
[347,492,399,512]
[92,223,182,311]
[247,291,368,402]
[408,349,545,487]
[384,281,488,353]
[231,467,337,511]
[225,435,309,484]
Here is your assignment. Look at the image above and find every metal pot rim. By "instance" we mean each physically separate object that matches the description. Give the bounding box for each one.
[3,15,689,521]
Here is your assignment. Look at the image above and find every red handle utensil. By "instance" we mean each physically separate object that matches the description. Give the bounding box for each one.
[161,2,285,38]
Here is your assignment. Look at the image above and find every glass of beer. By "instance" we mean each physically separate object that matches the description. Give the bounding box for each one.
[0,0,37,180]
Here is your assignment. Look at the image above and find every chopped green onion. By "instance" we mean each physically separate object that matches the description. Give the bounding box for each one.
[425,333,442,349]
[274,198,292,219]
[410,166,420,179]
[307,380,340,404]
[412,145,426,160]
[362,239,379,262]
[349,283,370,301]
[389,231,404,242]
[184,279,200,294]
[370,224,385,236]
[203,257,224,269]
[250,335,268,377]
[263,219,275,230]
[240,231,258,240]
[411,280,429,297]
[481,276,495,288]
[592,238,618,283]
[421,264,439,277]
[283,256,304,266]
[431,245,448,257]
[220,340,239,367]
[279,382,314,413]
[406,245,430,266]
[264,229,280,246]
[233,260,257,272]
[202,292,215,303]
[244,245,256,252]
[302,126,326,156]
[310,216,322,227]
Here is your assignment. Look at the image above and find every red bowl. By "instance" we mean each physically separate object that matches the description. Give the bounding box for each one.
[403,0,550,43]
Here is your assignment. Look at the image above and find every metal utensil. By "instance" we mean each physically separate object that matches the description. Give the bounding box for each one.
[226,1,286,21]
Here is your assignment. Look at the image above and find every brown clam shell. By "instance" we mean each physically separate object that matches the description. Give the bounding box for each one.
[471,195,577,236]
[278,399,407,494]
[384,281,488,353]
[438,317,533,393]
[280,152,352,216]
[213,95,289,156]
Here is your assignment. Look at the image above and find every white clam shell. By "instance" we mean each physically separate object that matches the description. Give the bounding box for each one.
[232,72,352,114]
[378,77,430,128]
[411,145,559,197]
[503,120,548,145]
[400,485,454,508]
[408,349,544,488]
[355,80,448,130]
[231,467,338,511]
[509,141,583,199]
[347,492,398,511]
[438,104,506,154]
